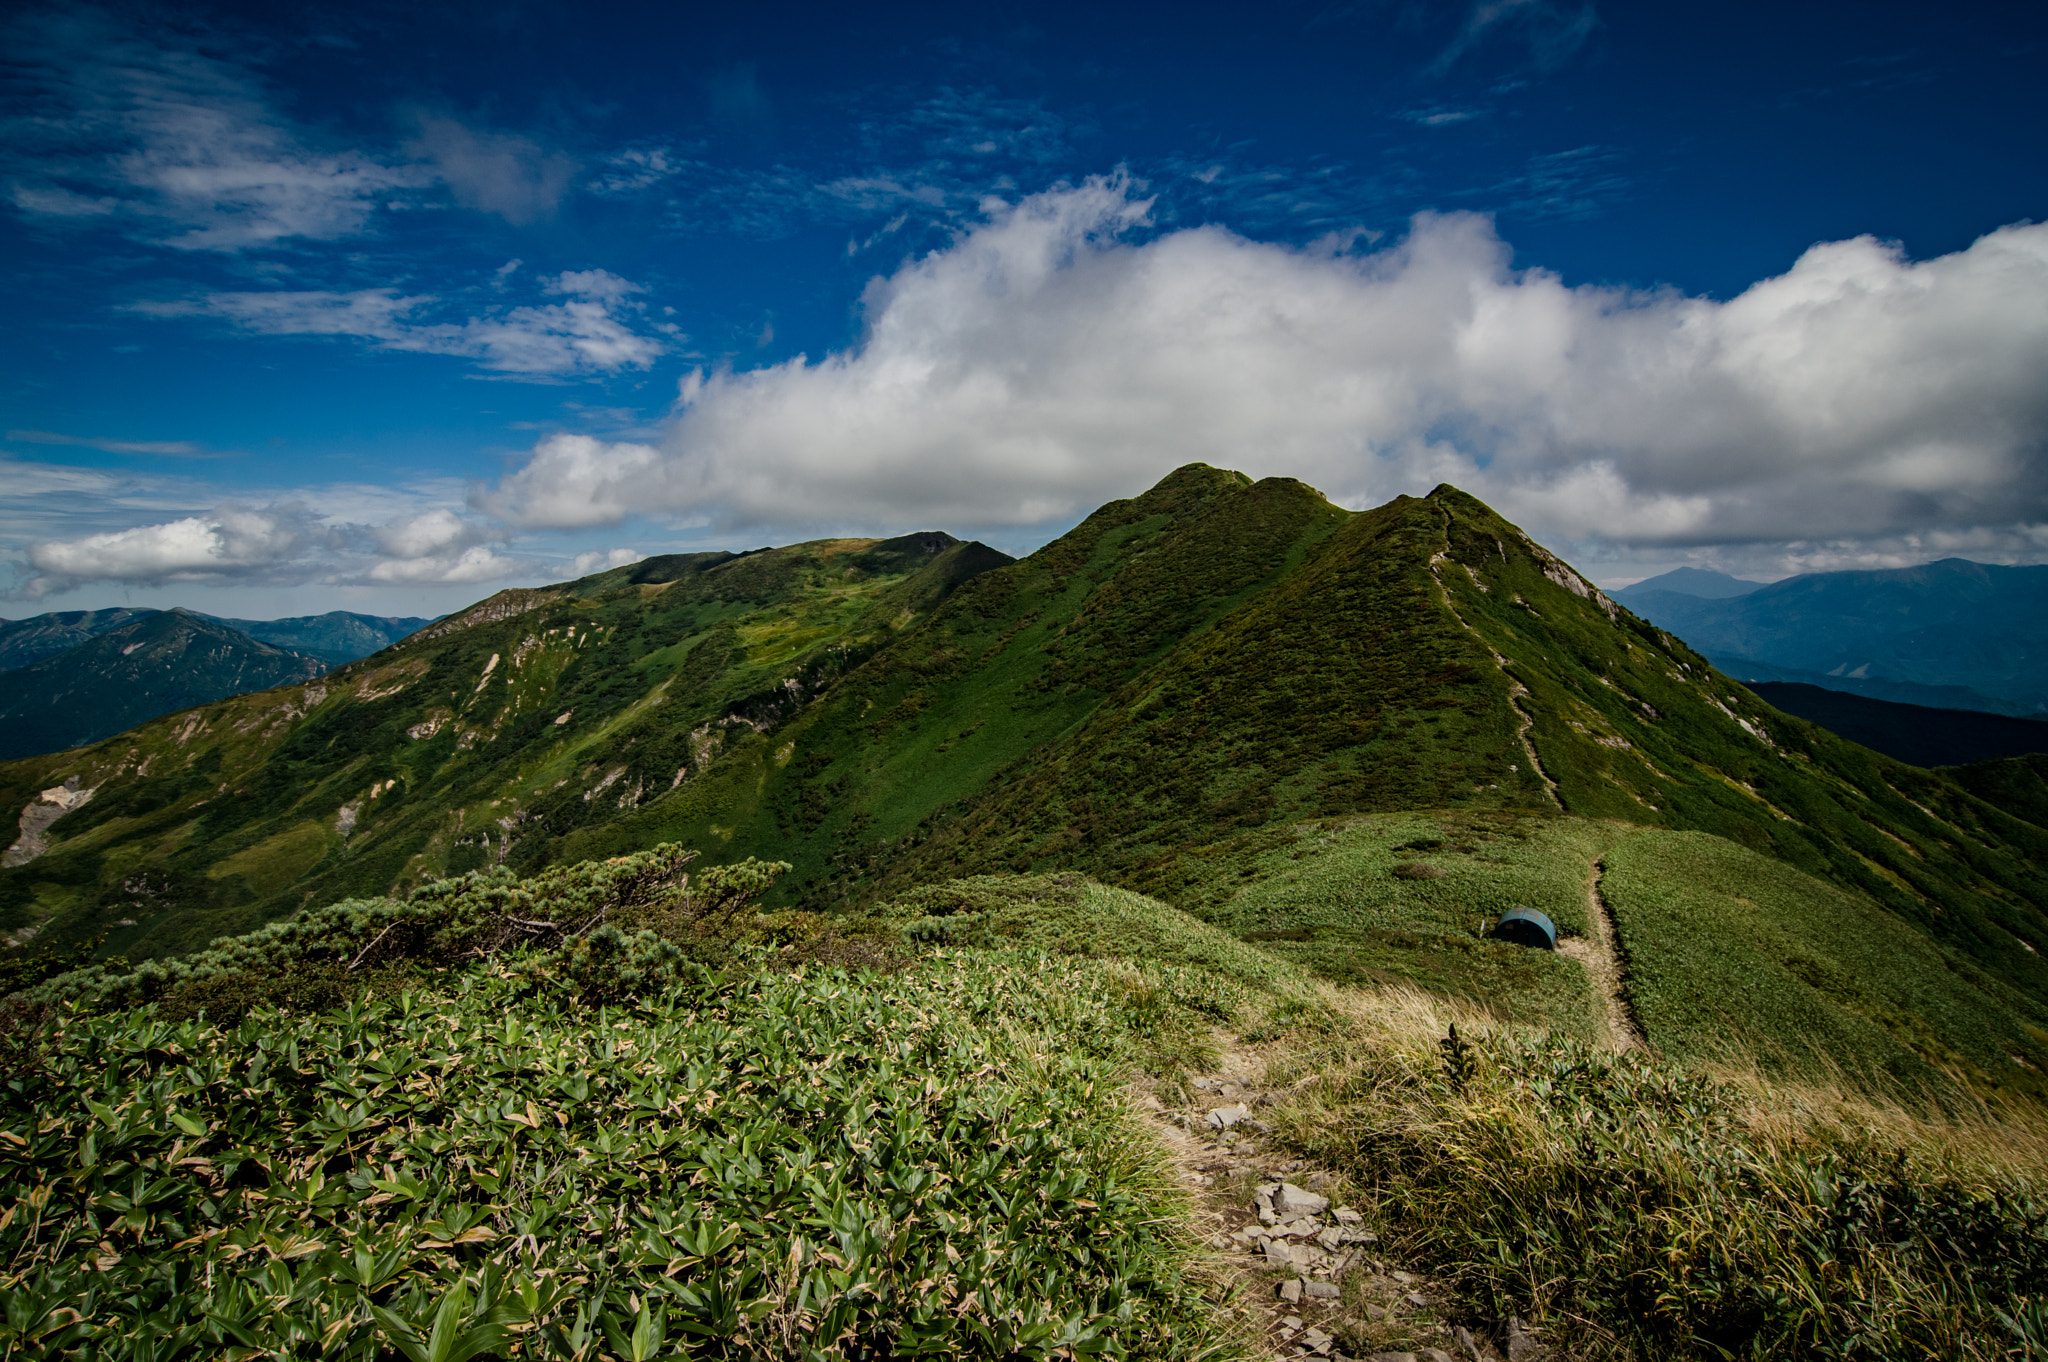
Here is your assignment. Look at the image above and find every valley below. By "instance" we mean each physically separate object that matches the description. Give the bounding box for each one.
[4,466,2047,1360]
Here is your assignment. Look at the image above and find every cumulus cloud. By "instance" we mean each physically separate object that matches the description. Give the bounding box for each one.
[143,269,666,376]
[25,504,319,593]
[572,547,645,575]
[479,176,2048,563]
[15,494,529,596]
[365,545,524,584]
[480,433,666,526]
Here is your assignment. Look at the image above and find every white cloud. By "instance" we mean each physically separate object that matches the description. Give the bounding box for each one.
[373,508,489,560]
[26,504,316,591]
[480,433,667,526]
[478,176,2048,564]
[13,491,529,597]
[145,271,667,376]
[366,545,524,584]
[572,547,645,575]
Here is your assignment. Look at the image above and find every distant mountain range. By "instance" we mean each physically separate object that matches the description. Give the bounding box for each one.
[0,607,161,671]
[0,608,433,759]
[1613,560,2048,716]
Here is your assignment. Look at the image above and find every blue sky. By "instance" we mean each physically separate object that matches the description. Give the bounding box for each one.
[4,0,2045,617]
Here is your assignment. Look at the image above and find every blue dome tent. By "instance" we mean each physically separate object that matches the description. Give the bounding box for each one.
[1492,906,1557,950]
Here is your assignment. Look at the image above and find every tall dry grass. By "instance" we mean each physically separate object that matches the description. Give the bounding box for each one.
[1255,984,2048,1360]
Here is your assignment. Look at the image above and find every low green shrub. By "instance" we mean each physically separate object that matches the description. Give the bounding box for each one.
[0,948,1229,1360]
[15,846,790,1022]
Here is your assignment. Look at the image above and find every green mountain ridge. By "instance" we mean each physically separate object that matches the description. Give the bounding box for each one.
[4,468,2046,1096]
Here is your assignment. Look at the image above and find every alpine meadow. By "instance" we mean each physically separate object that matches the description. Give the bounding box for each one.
[5,466,2048,1360]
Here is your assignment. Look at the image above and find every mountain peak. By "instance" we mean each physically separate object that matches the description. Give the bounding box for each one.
[1613,567,1765,601]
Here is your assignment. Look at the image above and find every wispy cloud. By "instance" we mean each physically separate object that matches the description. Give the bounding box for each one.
[1424,0,1601,79]
[632,87,1088,242]
[2,9,420,251]
[134,269,669,377]
[588,145,688,197]
[1148,154,1417,234]
[1398,105,1486,126]
[3,9,588,251]
[1477,144,1630,220]
[406,115,578,225]
[6,429,209,457]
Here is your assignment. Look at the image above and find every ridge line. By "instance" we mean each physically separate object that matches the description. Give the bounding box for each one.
[1426,505,1563,811]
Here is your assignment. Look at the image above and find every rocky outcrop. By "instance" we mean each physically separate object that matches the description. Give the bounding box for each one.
[4,776,97,867]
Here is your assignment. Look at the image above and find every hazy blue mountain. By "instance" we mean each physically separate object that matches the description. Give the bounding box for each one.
[1611,566,1765,601]
[1714,656,2043,717]
[0,608,160,671]
[206,612,435,666]
[1620,558,2048,715]
[0,610,323,759]
[1749,681,2048,768]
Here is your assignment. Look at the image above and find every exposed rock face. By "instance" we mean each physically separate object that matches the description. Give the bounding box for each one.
[405,590,563,644]
[4,776,97,867]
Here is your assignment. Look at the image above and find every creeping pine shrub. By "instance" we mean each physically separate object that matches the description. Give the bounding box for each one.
[16,846,790,1021]
[523,924,694,1006]
[0,933,126,1077]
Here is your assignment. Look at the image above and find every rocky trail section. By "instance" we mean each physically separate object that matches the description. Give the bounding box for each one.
[1133,1036,1552,1362]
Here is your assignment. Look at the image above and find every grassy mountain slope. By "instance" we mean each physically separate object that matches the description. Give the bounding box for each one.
[1425,488,2048,1004]
[551,464,1356,896]
[0,611,325,760]
[4,467,2046,1093]
[0,534,1005,959]
[11,471,2048,1359]
[6,851,2045,1361]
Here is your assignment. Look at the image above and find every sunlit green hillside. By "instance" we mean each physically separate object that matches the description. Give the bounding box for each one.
[4,466,2046,1096]
[0,533,1007,960]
